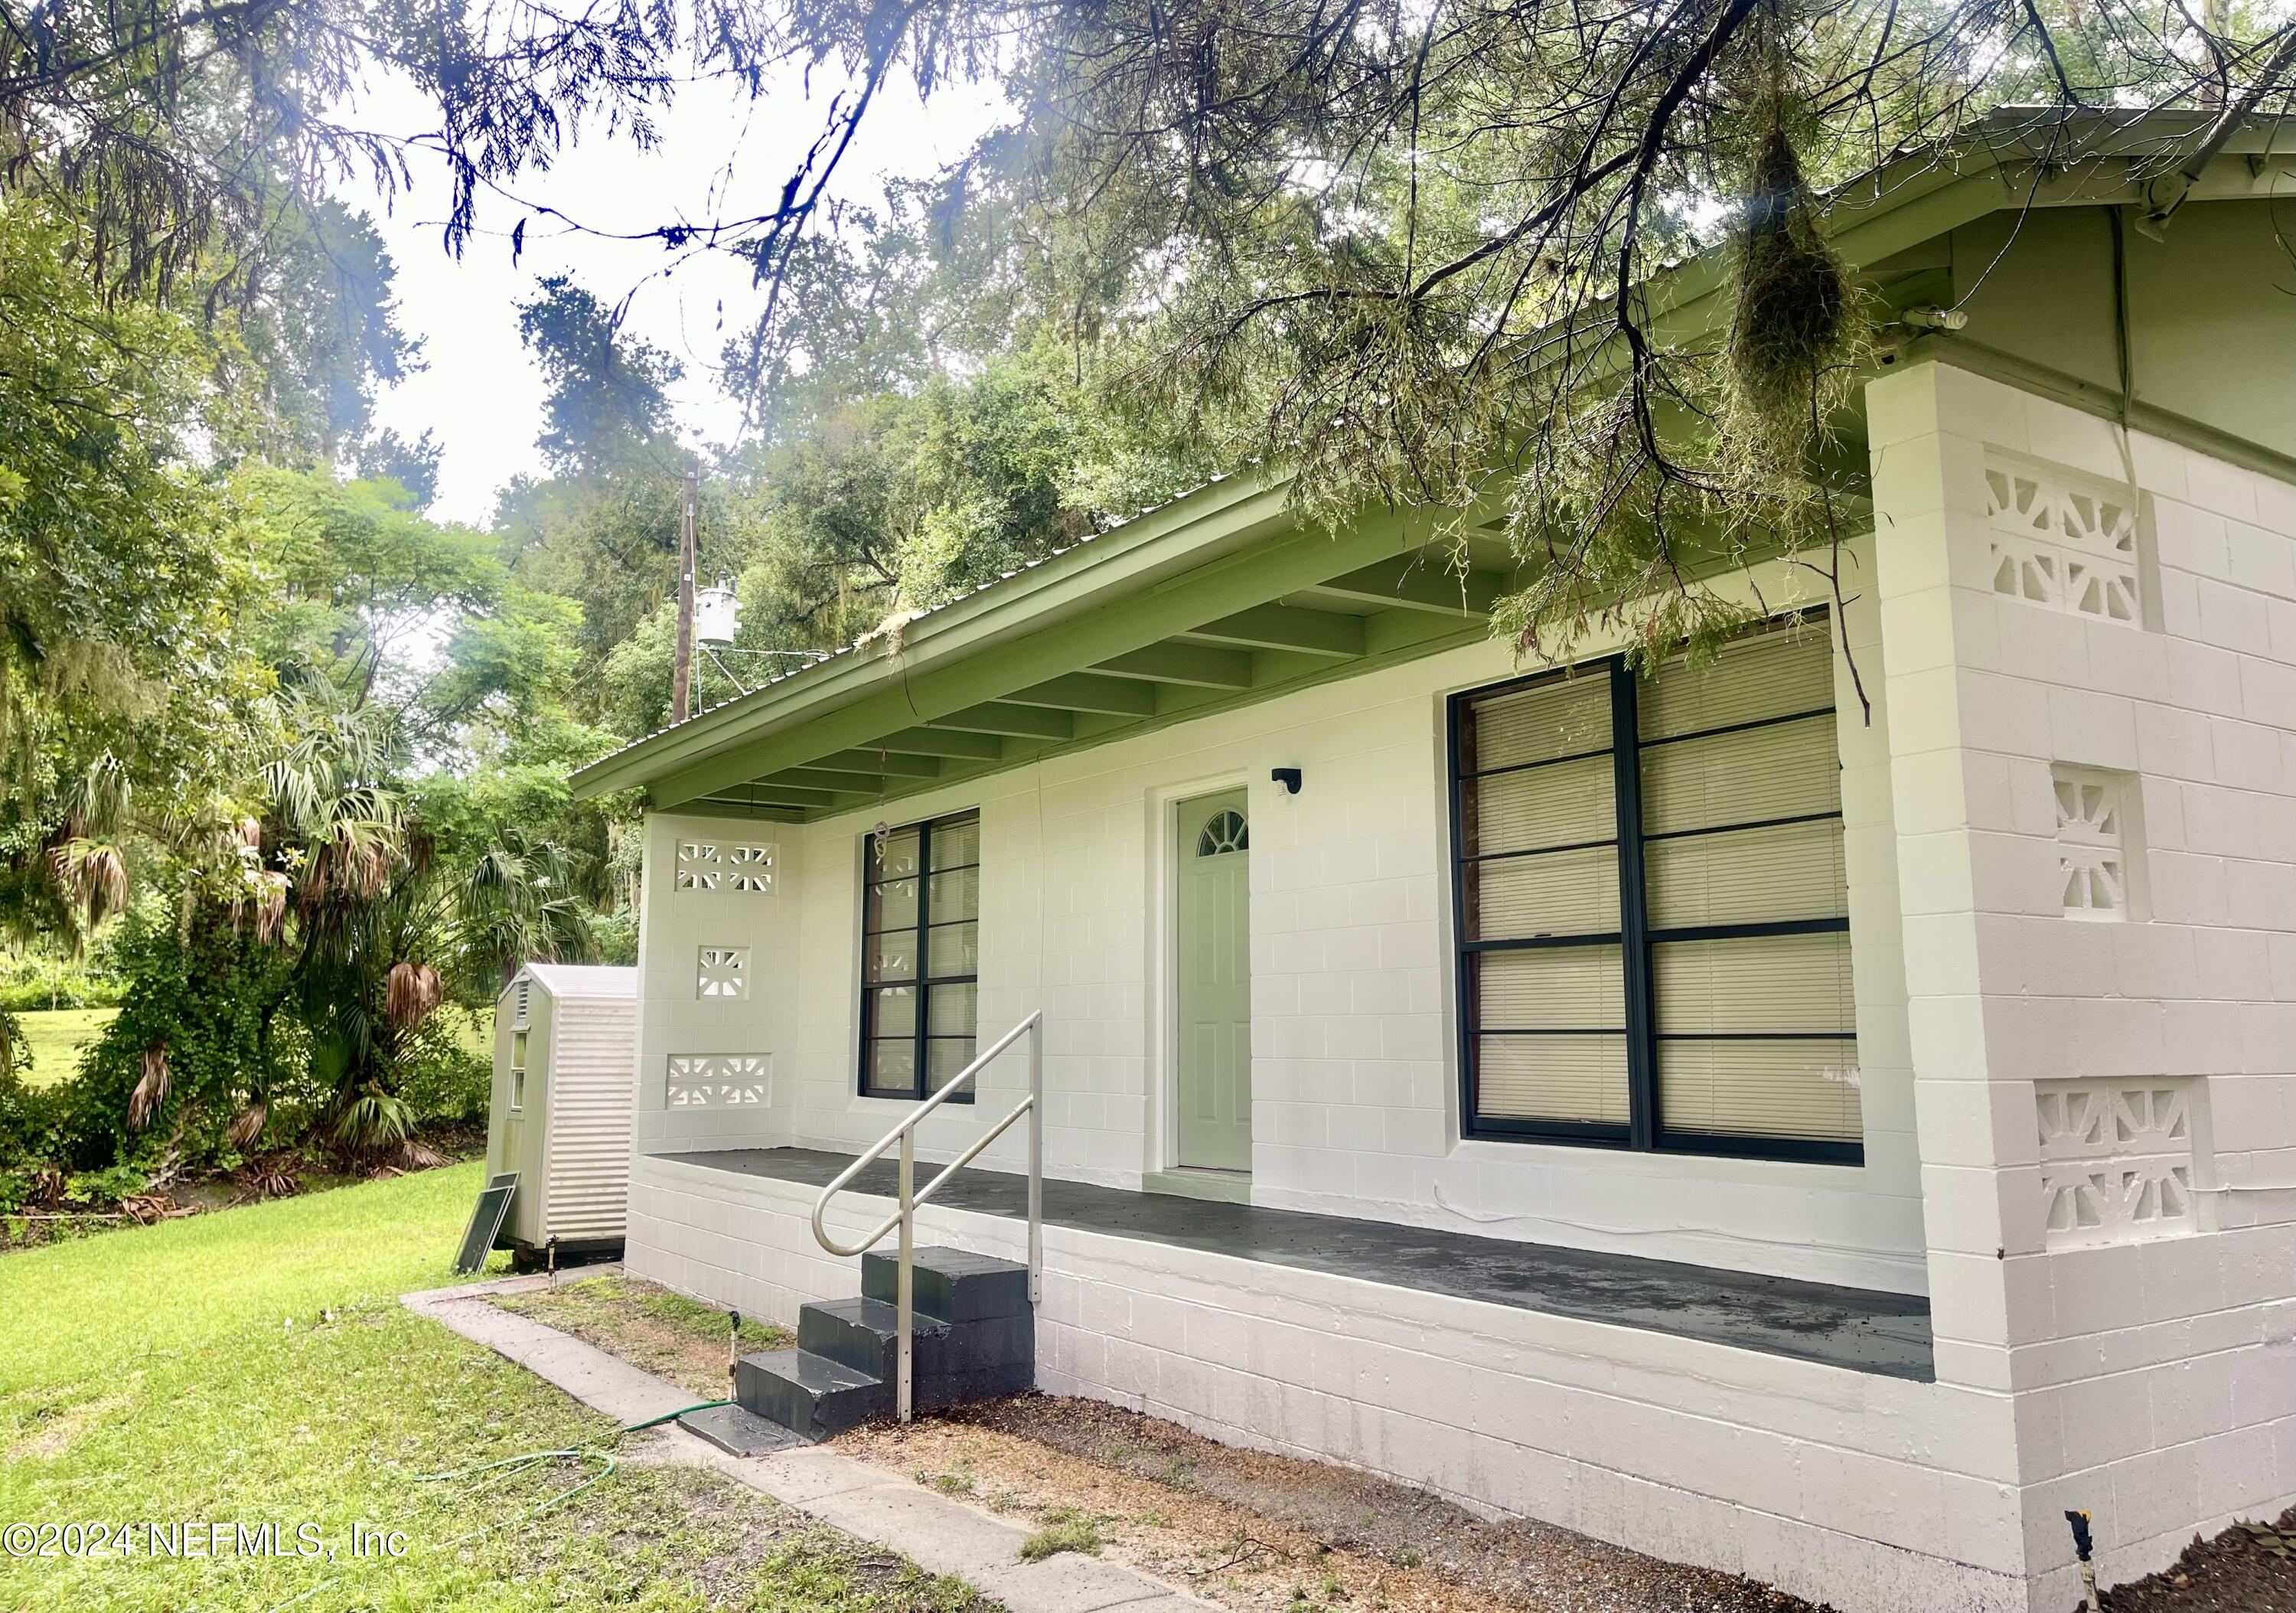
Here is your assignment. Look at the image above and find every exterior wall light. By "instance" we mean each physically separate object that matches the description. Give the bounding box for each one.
[1270,767,1303,795]
[1900,305,1969,332]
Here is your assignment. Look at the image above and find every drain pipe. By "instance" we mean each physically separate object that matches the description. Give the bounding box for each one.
[727,1311,742,1389]
[2066,1510,2101,1611]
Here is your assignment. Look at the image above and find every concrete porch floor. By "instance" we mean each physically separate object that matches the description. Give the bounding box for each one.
[660,1147,1934,1382]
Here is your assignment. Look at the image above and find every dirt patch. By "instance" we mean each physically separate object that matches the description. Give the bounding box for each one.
[493,1275,794,1398]
[839,1396,1824,1613]
[7,1392,132,1460]
[2095,1508,2296,1611]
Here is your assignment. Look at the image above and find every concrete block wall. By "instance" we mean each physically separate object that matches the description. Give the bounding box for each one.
[629,547,1929,1294]
[631,811,801,1154]
[1865,360,2296,1608]
[627,1154,2024,1613]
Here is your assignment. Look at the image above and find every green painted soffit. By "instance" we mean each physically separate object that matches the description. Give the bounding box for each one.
[576,473,1322,803]
[572,111,2294,817]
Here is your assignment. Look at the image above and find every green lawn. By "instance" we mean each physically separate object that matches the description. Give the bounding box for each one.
[0,1164,988,1613]
[12,1007,116,1088]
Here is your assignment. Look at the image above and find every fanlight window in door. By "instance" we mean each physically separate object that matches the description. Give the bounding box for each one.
[1195,810,1248,857]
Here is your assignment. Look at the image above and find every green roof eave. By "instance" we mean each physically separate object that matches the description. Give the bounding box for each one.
[572,469,1318,803]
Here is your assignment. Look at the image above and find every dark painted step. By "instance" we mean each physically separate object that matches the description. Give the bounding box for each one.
[800,1295,1033,1383]
[735,1247,1038,1442]
[734,1348,887,1440]
[861,1246,1031,1322]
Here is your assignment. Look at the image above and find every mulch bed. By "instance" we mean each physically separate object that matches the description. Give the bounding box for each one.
[2097,1508,2296,1611]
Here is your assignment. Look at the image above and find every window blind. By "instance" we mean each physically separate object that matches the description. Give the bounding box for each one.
[1457,672,1630,1135]
[1451,621,1860,1162]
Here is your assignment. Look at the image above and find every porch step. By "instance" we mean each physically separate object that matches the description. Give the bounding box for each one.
[799,1296,1035,1383]
[862,1246,1031,1322]
[733,1348,886,1440]
[734,1246,1034,1442]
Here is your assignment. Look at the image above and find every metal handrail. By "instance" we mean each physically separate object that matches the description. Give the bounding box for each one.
[809,1010,1043,1422]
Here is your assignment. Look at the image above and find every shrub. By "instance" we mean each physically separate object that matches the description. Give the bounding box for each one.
[586,905,638,965]
[0,953,122,1012]
[0,1037,67,1203]
[400,1017,491,1127]
[56,896,303,1171]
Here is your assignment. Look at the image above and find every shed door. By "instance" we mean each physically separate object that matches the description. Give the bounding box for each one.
[1176,790,1253,1172]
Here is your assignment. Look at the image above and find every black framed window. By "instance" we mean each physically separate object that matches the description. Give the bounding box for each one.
[1450,619,1861,1163]
[859,810,980,1101]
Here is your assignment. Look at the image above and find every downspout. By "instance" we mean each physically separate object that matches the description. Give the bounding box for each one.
[2108,206,2143,495]
[2108,205,2137,429]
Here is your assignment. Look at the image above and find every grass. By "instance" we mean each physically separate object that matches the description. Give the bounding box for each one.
[495,1275,794,1399]
[0,1163,990,1613]
[444,1002,492,1060]
[1016,1511,1103,1562]
[12,1007,116,1088]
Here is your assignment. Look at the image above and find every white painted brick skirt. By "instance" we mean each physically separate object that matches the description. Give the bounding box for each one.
[627,1154,2026,1613]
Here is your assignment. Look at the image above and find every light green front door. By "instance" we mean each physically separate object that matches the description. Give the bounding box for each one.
[1176,789,1253,1173]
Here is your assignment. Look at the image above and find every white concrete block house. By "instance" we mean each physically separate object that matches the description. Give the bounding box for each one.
[571,113,2296,1611]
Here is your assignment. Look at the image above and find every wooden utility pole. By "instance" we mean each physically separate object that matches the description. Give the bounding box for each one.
[672,465,698,723]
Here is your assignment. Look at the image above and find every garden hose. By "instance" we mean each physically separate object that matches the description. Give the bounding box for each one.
[618,1398,732,1433]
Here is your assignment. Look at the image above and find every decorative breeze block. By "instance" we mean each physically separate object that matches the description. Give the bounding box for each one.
[675,840,722,890]
[2035,1078,2197,1248]
[2053,767,2131,919]
[696,945,751,998]
[666,1053,770,1107]
[1985,460,2143,625]
[674,838,776,895]
[729,843,775,891]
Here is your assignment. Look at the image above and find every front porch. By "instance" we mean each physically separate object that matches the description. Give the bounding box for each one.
[664,1145,1934,1380]
[628,1145,2012,1613]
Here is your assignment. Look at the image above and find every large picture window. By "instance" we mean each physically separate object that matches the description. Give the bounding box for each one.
[859,810,980,1101]
[1449,621,1861,1162]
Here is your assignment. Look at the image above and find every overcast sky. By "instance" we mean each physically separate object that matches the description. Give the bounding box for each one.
[340,62,1009,527]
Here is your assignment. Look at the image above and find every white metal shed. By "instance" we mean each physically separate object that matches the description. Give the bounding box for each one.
[485,962,638,1262]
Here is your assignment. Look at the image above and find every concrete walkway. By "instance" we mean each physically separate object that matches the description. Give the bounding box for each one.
[404,1275,1212,1613]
